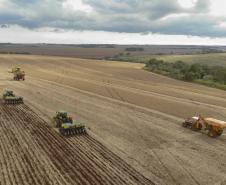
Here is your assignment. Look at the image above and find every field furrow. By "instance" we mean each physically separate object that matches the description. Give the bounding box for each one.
[0,103,152,185]
[2,54,226,185]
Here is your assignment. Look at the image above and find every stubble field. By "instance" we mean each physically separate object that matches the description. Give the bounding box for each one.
[1,54,226,185]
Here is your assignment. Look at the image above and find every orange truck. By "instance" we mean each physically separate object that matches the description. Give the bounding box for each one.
[182,115,226,138]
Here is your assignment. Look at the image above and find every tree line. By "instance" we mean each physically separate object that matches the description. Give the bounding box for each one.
[145,58,226,90]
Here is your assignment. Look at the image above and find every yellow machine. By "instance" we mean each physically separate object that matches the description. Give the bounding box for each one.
[9,66,25,81]
[182,115,226,137]
[11,66,20,73]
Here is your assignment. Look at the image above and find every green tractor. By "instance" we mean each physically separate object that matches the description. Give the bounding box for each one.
[52,111,86,136]
[2,90,24,104]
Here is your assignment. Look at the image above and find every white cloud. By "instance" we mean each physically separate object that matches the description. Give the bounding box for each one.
[62,0,93,13]
[160,13,189,21]
[1,25,226,45]
[210,0,226,16]
[178,0,197,8]
[218,22,226,29]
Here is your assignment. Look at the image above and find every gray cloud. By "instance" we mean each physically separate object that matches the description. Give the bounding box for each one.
[0,0,225,37]
[194,0,211,12]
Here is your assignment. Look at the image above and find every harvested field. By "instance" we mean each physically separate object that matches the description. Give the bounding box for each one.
[1,44,225,59]
[1,54,226,185]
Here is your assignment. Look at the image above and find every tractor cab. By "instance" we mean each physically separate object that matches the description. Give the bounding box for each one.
[56,111,68,119]
[3,90,15,98]
[56,111,72,123]
[12,66,20,72]
[15,67,21,72]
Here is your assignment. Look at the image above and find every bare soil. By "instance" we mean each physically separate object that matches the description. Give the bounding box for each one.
[1,54,226,185]
[0,103,152,185]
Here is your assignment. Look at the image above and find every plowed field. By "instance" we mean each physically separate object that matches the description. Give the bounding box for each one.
[0,103,152,185]
[1,54,226,185]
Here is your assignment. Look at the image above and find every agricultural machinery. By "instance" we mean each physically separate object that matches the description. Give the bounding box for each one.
[182,115,226,138]
[2,90,24,104]
[10,66,25,81]
[52,111,86,136]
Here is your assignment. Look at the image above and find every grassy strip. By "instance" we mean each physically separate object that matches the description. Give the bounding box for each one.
[194,79,226,91]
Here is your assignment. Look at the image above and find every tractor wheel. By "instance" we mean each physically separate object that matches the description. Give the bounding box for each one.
[68,129,72,136]
[208,130,218,138]
[191,122,202,131]
[78,129,81,134]
[82,128,87,134]
[207,126,220,138]
[182,122,188,128]
[216,129,223,136]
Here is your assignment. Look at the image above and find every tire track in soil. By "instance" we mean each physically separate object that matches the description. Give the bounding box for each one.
[1,105,52,185]
[19,104,150,185]
[0,106,33,185]
[18,106,110,185]
[23,103,153,185]
[67,137,132,185]
[0,107,33,185]
[103,84,165,184]
[0,119,15,185]
[83,135,154,185]
[0,124,26,185]
[152,150,179,185]
[166,149,201,185]
[33,73,226,113]
[1,105,70,185]
[5,105,84,185]
[11,107,70,185]
[0,103,154,185]
[13,105,115,184]
[70,135,154,185]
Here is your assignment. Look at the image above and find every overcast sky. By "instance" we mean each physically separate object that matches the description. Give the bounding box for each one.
[0,0,226,45]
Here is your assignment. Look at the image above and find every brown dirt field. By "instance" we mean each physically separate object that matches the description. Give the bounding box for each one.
[0,103,152,185]
[0,44,213,59]
[1,54,226,185]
